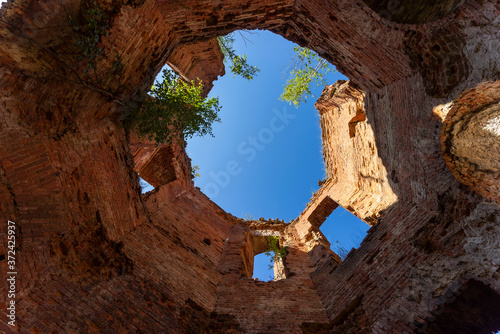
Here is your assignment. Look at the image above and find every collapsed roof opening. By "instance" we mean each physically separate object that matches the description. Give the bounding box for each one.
[185,30,346,222]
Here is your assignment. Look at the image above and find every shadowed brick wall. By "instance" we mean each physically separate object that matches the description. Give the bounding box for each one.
[0,0,499,332]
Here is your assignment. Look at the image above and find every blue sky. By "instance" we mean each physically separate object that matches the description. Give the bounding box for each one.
[139,30,370,280]
[188,30,341,221]
[183,30,370,280]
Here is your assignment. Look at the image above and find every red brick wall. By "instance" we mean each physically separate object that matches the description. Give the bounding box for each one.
[0,0,499,332]
[215,223,331,333]
[300,74,500,332]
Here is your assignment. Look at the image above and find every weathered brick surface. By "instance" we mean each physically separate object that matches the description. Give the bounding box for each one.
[1,0,500,332]
[129,131,194,189]
[403,26,471,98]
[215,223,331,334]
[302,75,500,333]
[441,81,500,203]
[167,39,225,95]
[313,80,398,224]
[361,0,466,24]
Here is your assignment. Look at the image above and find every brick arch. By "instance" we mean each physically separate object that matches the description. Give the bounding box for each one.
[0,0,413,102]
[0,0,482,121]
[150,0,414,91]
[105,0,482,97]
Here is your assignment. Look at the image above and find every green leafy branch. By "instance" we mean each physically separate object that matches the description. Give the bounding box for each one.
[217,32,260,81]
[280,46,335,107]
[265,236,288,269]
[191,164,201,179]
[69,1,109,74]
[123,69,221,145]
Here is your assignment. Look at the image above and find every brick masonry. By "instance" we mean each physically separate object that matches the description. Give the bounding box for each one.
[0,0,499,333]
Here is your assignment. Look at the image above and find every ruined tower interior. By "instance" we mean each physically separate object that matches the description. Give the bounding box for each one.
[0,0,499,332]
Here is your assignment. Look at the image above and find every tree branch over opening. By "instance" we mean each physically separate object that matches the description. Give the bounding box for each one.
[123,70,221,145]
[217,32,260,81]
[280,46,336,107]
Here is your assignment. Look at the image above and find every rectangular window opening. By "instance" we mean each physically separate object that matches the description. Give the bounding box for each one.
[251,236,288,282]
[319,205,370,260]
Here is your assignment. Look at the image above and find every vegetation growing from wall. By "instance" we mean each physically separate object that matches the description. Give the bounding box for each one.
[265,236,288,265]
[280,46,335,107]
[191,165,201,179]
[123,70,221,145]
[69,1,109,73]
[218,32,260,80]
[217,33,335,107]
[68,0,123,90]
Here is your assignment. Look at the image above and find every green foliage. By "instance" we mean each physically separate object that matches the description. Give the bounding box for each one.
[124,69,221,145]
[191,164,201,179]
[217,33,260,80]
[265,236,288,266]
[280,46,335,107]
[69,1,109,73]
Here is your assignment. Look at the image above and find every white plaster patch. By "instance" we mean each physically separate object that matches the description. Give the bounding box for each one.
[432,101,455,121]
[484,116,500,137]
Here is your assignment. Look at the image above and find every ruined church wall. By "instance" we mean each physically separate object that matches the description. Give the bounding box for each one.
[300,73,500,332]
[0,0,235,329]
[215,223,331,334]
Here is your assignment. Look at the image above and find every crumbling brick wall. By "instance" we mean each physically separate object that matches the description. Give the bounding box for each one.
[0,0,499,332]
